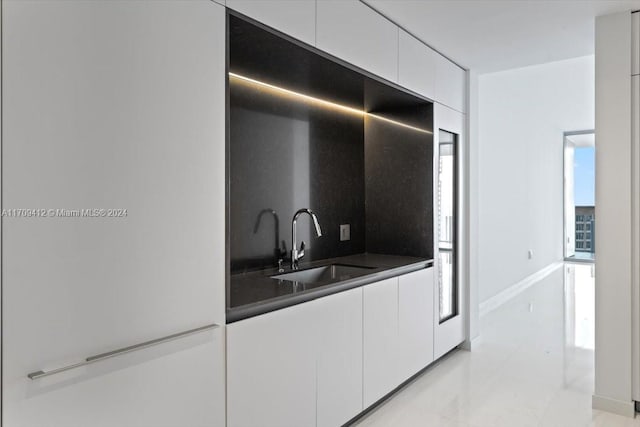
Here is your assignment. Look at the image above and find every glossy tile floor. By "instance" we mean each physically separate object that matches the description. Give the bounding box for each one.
[355,263,640,427]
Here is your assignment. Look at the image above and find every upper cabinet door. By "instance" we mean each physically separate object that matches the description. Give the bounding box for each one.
[633,12,639,76]
[316,0,399,83]
[3,0,226,425]
[226,0,316,46]
[434,53,467,113]
[398,30,436,100]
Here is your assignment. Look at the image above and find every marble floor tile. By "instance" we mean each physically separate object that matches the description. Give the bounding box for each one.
[354,263,639,427]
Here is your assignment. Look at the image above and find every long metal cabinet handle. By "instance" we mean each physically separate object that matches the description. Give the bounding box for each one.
[27,323,219,380]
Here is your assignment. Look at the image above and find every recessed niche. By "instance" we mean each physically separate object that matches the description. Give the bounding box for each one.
[228,12,433,275]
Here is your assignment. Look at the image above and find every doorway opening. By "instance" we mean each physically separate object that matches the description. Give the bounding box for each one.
[564,130,595,263]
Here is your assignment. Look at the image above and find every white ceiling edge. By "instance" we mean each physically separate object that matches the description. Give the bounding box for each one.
[363,0,640,74]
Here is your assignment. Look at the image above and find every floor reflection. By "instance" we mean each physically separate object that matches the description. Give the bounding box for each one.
[563,263,595,398]
[355,262,640,427]
[565,263,595,350]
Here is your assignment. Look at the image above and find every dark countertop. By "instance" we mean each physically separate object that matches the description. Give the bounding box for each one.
[227,253,433,323]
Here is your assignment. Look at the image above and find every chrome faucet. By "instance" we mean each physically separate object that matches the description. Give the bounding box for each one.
[291,208,322,269]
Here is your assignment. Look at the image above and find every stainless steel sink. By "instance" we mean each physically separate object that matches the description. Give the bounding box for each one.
[271,263,375,284]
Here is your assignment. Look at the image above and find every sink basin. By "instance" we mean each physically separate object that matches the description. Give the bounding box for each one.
[272,264,375,284]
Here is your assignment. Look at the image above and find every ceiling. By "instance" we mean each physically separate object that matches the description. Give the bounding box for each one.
[364,0,640,74]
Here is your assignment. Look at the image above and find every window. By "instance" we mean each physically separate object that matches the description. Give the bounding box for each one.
[564,133,595,260]
[438,130,457,323]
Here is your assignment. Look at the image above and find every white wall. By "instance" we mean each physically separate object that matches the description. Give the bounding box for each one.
[478,56,594,303]
[467,71,480,344]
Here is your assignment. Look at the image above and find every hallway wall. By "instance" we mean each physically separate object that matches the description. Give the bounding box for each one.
[477,55,595,303]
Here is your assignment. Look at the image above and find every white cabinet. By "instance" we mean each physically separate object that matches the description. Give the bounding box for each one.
[633,12,639,76]
[227,302,318,427]
[4,329,225,427]
[316,288,363,427]
[2,1,226,426]
[398,30,436,100]
[229,269,434,424]
[316,0,398,83]
[228,288,363,427]
[362,269,435,408]
[435,53,467,113]
[398,268,435,381]
[226,0,316,46]
[363,277,400,407]
[633,76,639,400]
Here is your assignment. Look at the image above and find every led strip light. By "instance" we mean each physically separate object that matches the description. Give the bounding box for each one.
[229,72,432,135]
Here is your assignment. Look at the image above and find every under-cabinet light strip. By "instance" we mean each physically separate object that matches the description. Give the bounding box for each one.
[367,113,432,134]
[229,72,432,135]
[229,72,364,117]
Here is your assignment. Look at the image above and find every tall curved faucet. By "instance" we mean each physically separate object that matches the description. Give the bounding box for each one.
[291,208,322,269]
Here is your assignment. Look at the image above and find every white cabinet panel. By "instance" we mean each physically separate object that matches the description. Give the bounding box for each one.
[398,29,436,100]
[633,12,639,75]
[363,277,399,407]
[5,329,224,427]
[317,288,363,427]
[228,288,362,427]
[633,75,640,401]
[227,302,318,427]
[398,268,434,381]
[435,53,467,113]
[316,0,398,83]
[227,0,316,46]
[2,0,226,425]
[229,271,434,422]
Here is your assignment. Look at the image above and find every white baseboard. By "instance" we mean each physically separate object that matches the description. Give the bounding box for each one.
[592,394,636,418]
[479,262,563,317]
[459,334,482,351]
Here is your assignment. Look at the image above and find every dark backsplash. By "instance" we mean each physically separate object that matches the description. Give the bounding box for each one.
[229,84,365,273]
[364,108,433,259]
[228,12,433,275]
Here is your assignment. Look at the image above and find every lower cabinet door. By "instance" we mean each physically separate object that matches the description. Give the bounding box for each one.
[227,302,318,427]
[398,268,435,381]
[363,277,400,408]
[316,288,363,427]
[4,328,225,427]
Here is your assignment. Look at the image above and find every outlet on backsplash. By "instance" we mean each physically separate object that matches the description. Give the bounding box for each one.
[340,224,351,241]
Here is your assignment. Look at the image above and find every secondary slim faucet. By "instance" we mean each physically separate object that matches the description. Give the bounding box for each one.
[291,208,322,269]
